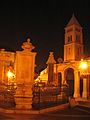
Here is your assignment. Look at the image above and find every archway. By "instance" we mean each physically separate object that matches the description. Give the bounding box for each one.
[65,68,74,97]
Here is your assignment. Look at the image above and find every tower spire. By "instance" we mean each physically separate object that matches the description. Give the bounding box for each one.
[66,14,81,27]
[64,15,83,61]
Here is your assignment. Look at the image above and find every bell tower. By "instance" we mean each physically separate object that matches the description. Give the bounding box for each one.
[64,14,83,61]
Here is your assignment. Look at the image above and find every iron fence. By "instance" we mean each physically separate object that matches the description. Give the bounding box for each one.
[0,83,16,108]
[32,83,69,109]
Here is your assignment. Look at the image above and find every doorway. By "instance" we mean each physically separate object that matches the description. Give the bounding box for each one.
[65,68,74,97]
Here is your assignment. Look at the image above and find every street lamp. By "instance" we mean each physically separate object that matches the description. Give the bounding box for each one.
[79,59,88,76]
[7,69,15,85]
[79,59,89,99]
[7,69,16,92]
[79,59,87,70]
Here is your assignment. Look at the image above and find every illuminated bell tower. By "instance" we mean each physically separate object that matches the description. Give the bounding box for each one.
[64,14,83,61]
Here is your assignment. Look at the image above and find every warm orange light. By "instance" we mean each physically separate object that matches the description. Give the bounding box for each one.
[7,69,15,85]
[7,70,13,78]
[79,59,88,69]
[7,69,15,79]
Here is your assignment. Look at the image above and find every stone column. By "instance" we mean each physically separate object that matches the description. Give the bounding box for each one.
[46,52,56,84]
[82,77,88,99]
[15,38,36,109]
[61,71,65,84]
[54,64,58,86]
[73,70,80,98]
[88,75,90,99]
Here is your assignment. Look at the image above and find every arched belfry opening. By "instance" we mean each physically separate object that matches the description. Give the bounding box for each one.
[65,68,74,96]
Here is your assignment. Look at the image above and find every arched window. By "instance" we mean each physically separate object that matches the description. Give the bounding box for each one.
[68,35,72,43]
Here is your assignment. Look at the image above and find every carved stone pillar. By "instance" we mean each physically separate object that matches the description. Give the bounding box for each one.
[46,52,56,84]
[15,38,36,109]
[88,75,90,99]
[74,70,80,98]
[61,71,65,84]
[82,78,88,99]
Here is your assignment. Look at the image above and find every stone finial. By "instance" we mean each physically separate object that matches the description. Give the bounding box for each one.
[21,38,35,52]
[46,52,56,64]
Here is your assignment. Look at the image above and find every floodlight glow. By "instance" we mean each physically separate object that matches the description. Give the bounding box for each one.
[79,60,88,69]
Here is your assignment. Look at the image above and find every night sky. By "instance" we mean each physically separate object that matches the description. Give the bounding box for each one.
[0,0,90,72]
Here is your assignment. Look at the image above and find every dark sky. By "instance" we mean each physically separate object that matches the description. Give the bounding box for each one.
[0,0,90,72]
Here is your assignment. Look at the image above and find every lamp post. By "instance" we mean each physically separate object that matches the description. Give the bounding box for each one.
[7,69,15,85]
[79,59,90,99]
[7,69,16,93]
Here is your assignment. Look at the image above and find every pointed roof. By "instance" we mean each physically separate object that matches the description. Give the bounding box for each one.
[46,52,56,64]
[66,14,81,27]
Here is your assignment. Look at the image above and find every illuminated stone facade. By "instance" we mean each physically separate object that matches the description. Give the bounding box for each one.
[64,14,83,61]
[0,49,15,84]
[0,14,90,106]
[15,38,36,109]
[38,14,90,100]
[0,38,36,109]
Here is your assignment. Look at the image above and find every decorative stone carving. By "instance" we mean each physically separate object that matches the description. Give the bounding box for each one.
[15,38,36,109]
[21,38,35,52]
